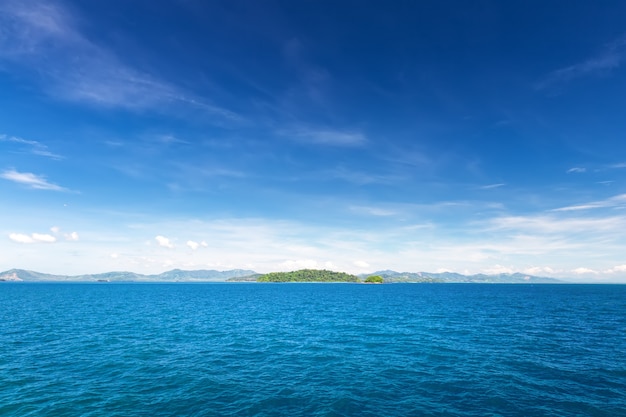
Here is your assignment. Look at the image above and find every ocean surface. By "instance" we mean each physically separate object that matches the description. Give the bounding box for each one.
[1,283,625,416]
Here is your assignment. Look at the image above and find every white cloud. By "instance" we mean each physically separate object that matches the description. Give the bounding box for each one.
[572,267,599,275]
[324,261,337,270]
[201,241,208,247]
[279,259,319,270]
[567,167,586,173]
[523,266,555,275]
[3,211,626,281]
[32,233,56,243]
[50,226,60,233]
[482,265,513,275]
[64,231,79,241]
[8,233,35,244]
[9,232,56,243]
[187,240,199,250]
[155,235,174,248]
[353,260,370,268]
[1,169,68,191]
[605,265,626,273]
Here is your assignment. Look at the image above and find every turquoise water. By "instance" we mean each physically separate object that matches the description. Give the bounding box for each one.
[1,283,625,416]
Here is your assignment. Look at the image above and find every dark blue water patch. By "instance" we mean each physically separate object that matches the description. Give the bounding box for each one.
[1,283,625,416]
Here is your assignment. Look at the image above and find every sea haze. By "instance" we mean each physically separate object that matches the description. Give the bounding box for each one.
[1,283,625,416]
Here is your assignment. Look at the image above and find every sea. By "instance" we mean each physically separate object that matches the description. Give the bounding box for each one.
[1,283,625,416]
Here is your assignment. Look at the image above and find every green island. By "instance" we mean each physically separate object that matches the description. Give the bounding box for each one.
[364,275,384,284]
[257,269,359,283]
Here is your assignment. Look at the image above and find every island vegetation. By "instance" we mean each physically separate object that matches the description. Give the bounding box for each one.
[257,269,359,283]
[364,275,384,284]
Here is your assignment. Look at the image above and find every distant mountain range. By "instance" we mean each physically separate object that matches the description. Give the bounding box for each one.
[0,268,258,282]
[362,270,562,283]
[0,268,562,283]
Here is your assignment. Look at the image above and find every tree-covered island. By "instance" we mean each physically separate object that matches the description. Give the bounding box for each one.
[257,269,359,282]
[364,275,384,284]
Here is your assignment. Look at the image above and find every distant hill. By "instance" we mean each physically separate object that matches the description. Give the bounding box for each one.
[0,269,64,282]
[227,274,262,282]
[0,268,563,283]
[362,270,562,283]
[0,268,257,282]
[145,269,258,282]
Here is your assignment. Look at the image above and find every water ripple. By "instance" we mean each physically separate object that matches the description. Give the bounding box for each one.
[1,283,625,416]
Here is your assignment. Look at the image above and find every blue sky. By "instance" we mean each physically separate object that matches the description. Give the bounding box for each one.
[1,0,626,281]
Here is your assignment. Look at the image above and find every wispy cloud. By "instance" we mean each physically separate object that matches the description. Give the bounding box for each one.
[326,167,399,185]
[153,134,190,146]
[349,205,397,217]
[0,169,68,191]
[552,193,626,212]
[479,183,505,190]
[537,36,626,90]
[0,0,240,122]
[0,134,62,159]
[488,212,626,233]
[382,146,433,168]
[282,38,333,106]
[174,164,247,180]
[162,162,247,192]
[567,167,586,174]
[281,127,367,147]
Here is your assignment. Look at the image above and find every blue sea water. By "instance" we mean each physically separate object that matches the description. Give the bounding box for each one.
[1,283,625,417]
